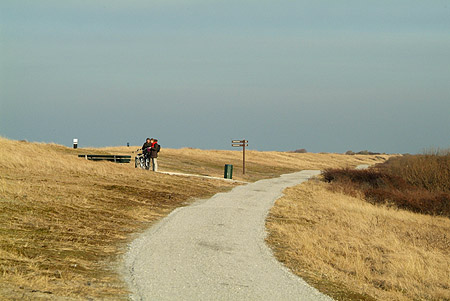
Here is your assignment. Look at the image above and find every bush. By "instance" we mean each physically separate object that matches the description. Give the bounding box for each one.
[291,149,307,153]
[380,154,450,193]
[322,153,450,217]
[345,150,381,155]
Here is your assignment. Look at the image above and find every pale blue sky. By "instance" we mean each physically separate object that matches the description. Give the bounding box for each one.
[1,1,449,153]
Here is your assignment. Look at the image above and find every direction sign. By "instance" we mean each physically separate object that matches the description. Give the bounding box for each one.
[231,139,248,175]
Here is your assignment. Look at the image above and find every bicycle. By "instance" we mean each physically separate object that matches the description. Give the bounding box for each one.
[135,149,150,170]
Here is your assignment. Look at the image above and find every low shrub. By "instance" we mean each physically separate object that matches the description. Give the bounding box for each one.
[344,150,381,155]
[289,148,307,153]
[365,187,450,216]
[322,153,450,217]
[380,153,450,193]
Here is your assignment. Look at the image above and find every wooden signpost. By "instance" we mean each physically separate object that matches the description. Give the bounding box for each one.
[232,139,248,174]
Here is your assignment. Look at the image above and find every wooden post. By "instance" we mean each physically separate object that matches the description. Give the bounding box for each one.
[243,140,246,175]
[232,139,248,175]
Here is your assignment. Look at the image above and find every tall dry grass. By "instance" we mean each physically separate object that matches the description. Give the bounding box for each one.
[267,180,450,301]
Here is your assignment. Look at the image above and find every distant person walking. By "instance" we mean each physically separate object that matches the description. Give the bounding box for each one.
[149,138,160,171]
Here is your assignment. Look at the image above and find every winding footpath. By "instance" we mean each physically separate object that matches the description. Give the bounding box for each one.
[123,170,332,300]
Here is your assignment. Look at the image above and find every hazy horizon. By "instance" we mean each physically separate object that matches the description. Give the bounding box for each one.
[1,1,449,154]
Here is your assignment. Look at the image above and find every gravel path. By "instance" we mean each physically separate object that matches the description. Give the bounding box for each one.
[123,170,332,300]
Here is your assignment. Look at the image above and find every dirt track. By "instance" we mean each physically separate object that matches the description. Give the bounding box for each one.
[123,170,331,300]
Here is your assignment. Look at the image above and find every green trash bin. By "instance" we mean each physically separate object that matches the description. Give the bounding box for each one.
[224,164,233,179]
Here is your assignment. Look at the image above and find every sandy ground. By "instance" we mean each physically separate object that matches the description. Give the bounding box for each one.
[123,170,332,301]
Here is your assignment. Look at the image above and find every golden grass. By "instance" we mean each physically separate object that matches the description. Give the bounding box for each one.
[266,180,450,301]
[0,137,391,299]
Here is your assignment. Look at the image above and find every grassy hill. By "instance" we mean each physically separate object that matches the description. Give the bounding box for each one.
[0,137,389,299]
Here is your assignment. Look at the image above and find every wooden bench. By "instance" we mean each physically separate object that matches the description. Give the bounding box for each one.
[78,154,131,163]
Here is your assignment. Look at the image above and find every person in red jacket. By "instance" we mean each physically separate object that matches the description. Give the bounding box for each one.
[149,138,160,171]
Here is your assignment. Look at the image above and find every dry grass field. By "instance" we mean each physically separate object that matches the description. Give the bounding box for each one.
[267,161,450,300]
[0,137,389,299]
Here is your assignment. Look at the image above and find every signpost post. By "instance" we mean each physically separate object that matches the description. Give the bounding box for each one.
[232,139,248,175]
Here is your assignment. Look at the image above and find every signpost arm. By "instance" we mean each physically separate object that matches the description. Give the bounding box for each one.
[231,139,248,176]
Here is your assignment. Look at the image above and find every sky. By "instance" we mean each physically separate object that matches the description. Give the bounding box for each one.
[1,0,449,153]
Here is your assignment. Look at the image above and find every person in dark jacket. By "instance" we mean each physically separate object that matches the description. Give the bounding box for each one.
[141,138,152,170]
[142,138,152,155]
[149,139,160,171]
